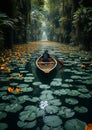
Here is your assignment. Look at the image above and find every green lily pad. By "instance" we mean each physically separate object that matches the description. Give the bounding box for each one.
[17,120,37,129]
[0,123,8,130]
[65,98,78,105]
[74,106,88,113]
[0,112,7,120]
[58,106,75,118]
[64,118,87,130]
[44,115,62,127]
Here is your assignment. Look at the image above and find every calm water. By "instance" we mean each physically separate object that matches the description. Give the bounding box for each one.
[0,41,92,130]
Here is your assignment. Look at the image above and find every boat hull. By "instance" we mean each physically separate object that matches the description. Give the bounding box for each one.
[36,56,57,74]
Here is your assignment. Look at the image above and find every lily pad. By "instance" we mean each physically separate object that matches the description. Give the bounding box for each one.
[42,125,64,130]
[39,84,50,89]
[49,99,62,106]
[65,98,78,105]
[0,103,8,111]
[18,95,31,103]
[22,87,33,92]
[17,120,37,129]
[41,90,53,95]
[37,108,45,117]
[17,84,29,88]
[19,111,36,121]
[45,105,59,114]
[64,118,87,130]
[30,97,39,102]
[58,106,75,118]
[67,90,80,96]
[0,123,8,130]
[0,112,7,120]
[79,93,91,99]
[53,89,68,96]
[32,81,42,87]
[0,92,7,97]
[5,103,22,113]
[40,94,54,101]
[44,115,62,127]
[9,82,18,86]
[78,88,89,93]
[50,80,62,87]
[74,106,88,113]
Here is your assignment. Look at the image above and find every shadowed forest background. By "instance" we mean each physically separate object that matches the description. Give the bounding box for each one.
[0,0,92,50]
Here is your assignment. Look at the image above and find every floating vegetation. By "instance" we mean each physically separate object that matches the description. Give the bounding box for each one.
[67,90,80,96]
[44,115,62,127]
[2,95,16,101]
[5,103,22,113]
[24,105,37,112]
[45,105,59,114]
[65,79,73,83]
[32,81,42,87]
[0,103,8,111]
[54,89,68,96]
[26,73,34,76]
[0,42,92,130]
[30,97,39,102]
[64,118,87,130]
[17,84,29,88]
[41,90,53,95]
[50,79,62,87]
[62,84,72,88]
[0,77,10,82]
[0,123,8,130]
[0,92,7,97]
[71,75,81,80]
[40,93,54,101]
[78,88,89,93]
[42,125,64,130]
[49,99,62,106]
[64,69,71,72]
[18,95,31,103]
[9,82,18,86]
[65,98,79,105]
[37,109,45,117]
[19,110,36,121]
[17,120,37,129]
[74,106,88,113]
[58,106,75,118]
[39,84,50,89]
[0,112,7,120]
[79,93,91,99]
[22,87,33,92]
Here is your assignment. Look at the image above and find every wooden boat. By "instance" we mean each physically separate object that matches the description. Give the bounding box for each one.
[36,55,57,74]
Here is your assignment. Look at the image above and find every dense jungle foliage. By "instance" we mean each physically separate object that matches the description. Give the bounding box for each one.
[0,0,92,50]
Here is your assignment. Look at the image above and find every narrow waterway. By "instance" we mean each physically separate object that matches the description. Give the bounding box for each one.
[0,41,92,130]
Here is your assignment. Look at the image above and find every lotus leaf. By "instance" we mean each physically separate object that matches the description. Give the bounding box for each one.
[45,105,59,114]
[64,118,86,130]
[74,106,88,113]
[5,103,22,113]
[58,106,75,118]
[0,112,7,120]
[44,115,62,127]
[17,120,36,129]
[0,123,8,130]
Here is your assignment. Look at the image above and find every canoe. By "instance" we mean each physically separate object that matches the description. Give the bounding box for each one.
[36,55,57,74]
